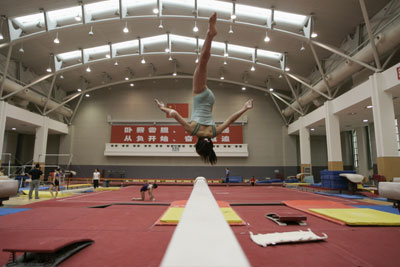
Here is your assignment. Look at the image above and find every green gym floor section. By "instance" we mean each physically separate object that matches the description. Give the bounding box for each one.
[309,208,400,226]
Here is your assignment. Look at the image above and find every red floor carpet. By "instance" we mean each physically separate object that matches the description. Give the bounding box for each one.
[0,185,399,266]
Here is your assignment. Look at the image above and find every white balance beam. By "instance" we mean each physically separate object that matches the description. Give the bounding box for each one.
[161,177,250,267]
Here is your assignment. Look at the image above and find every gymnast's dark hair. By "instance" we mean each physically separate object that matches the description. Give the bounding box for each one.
[153,183,158,189]
[195,137,217,165]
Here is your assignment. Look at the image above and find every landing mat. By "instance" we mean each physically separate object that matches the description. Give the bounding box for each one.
[352,205,399,215]
[0,208,31,216]
[309,208,400,225]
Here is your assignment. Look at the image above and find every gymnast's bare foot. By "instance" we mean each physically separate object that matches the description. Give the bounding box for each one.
[208,12,217,38]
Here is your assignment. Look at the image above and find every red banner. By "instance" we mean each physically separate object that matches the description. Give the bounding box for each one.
[397,66,400,80]
[166,103,189,118]
[110,125,243,144]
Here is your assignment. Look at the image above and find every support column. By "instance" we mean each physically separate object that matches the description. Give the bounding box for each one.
[370,73,400,181]
[355,126,369,176]
[33,117,49,178]
[0,101,7,165]
[282,126,298,176]
[324,101,343,170]
[299,117,312,173]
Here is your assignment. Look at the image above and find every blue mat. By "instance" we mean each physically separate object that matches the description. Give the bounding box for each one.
[353,205,399,215]
[256,179,282,184]
[315,192,364,199]
[0,208,31,216]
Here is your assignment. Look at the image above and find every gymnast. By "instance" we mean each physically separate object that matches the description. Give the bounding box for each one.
[131,183,158,201]
[155,12,253,165]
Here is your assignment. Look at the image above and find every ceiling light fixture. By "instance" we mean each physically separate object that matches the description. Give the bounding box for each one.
[219,67,225,80]
[141,57,146,64]
[279,74,282,78]
[46,54,53,73]
[229,24,233,34]
[363,119,368,123]
[11,127,16,131]
[88,25,94,36]
[77,88,82,92]
[269,88,274,92]
[114,60,119,66]
[75,14,82,21]
[60,74,64,79]
[264,31,270,42]
[310,128,315,131]
[53,32,60,44]
[168,55,173,61]
[153,7,159,14]
[158,20,164,29]
[231,1,237,20]
[123,21,129,33]
[250,65,255,72]
[172,59,177,76]
[300,41,305,51]
[130,83,134,87]
[0,18,4,40]
[242,86,246,91]
[285,67,290,72]
[19,43,24,53]
[86,66,91,72]
[85,93,90,97]
[224,59,227,65]
[366,105,373,109]
[193,20,199,33]
[311,32,318,38]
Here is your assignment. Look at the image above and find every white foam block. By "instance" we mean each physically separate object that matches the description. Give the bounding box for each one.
[249,229,327,247]
[340,173,364,183]
[379,182,400,200]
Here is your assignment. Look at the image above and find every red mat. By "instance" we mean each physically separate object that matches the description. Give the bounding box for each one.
[283,200,355,225]
[3,237,93,253]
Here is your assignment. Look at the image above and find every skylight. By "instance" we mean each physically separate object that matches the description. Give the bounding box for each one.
[85,45,110,55]
[142,35,167,45]
[113,40,139,50]
[56,34,282,68]
[13,13,44,28]
[47,6,82,22]
[57,50,81,61]
[85,0,119,14]
[275,10,307,26]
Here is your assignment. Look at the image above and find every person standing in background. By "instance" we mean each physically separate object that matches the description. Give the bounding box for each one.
[28,164,43,200]
[93,168,100,189]
[250,176,256,186]
[225,168,230,186]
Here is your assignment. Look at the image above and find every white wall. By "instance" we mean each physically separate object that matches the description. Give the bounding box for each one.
[68,79,286,167]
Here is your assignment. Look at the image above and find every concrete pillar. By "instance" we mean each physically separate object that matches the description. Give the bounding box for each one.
[33,117,49,175]
[0,101,7,165]
[355,126,369,176]
[299,117,312,173]
[324,101,343,170]
[370,73,400,181]
[282,126,298,176]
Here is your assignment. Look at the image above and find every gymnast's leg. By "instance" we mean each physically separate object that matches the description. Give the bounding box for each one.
[192,12,217,95]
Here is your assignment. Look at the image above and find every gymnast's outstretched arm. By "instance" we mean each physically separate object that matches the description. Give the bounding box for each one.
[155,99,192,133]
[215,99,253,136]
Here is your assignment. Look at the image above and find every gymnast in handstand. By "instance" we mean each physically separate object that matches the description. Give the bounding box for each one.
[155,12,253,165]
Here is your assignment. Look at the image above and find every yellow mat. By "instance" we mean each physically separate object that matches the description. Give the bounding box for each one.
[160,207,243,224]
[68,184,92,188]
[358,198,392,206]
[21,191,73,198]
[95,187,120,191]
[310,208,400,226]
